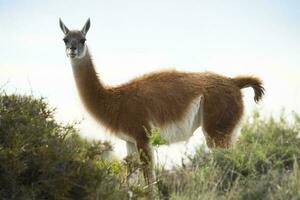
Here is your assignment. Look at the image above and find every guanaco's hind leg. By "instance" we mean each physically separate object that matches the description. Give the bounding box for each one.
[135,138,155,199]
[126,138,154,198]
[126,140,153,177]
[136,139,154,185]
[125,141,139,184]
[201,90,244,148]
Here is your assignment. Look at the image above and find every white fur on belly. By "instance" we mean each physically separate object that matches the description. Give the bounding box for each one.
[151,96,202,144]
[117,132,136,144]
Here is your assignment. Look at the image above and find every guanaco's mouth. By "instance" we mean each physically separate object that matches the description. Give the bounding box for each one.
[69,53,76,58]
[66,49,77,58]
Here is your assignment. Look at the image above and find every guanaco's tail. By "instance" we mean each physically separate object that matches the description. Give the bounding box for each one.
[233,76,265,103]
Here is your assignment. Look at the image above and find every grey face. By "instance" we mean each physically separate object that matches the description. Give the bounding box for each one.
[59,18,90,59]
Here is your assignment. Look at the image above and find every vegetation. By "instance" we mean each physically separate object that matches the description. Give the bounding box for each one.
[1,92,300,199]
[157,111,300,200]
[0,93,129,200]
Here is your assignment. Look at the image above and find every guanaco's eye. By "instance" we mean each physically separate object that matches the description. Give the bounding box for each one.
[80,38,86,44]
[63,38,68,44]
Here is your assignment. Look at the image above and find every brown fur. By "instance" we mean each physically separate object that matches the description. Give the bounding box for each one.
[71,48,264,186]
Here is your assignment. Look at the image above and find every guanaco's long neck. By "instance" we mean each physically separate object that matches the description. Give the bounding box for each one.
[70,47,112,121]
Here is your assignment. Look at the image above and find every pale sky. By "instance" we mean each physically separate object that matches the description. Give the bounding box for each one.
[1,0,300,167]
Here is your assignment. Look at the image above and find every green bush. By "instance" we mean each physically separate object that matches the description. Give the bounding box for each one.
[0,93,128,200]
[158,111,300,200]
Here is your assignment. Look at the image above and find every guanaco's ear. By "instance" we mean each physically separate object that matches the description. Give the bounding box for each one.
[81,18,90,36]
[59,18,69,35]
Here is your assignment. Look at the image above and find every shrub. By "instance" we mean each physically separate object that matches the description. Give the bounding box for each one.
[158,111,300,200]
[0,93,128,200]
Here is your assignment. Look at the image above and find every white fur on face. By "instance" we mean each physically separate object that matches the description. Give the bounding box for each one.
[151,96,202,144]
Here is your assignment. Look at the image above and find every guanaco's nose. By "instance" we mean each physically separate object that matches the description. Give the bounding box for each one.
[70,46,76,50]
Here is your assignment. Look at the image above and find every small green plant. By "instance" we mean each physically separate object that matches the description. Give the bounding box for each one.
[146,127,167,147]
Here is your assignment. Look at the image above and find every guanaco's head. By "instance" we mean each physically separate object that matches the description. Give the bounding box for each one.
[59,18,90,59]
